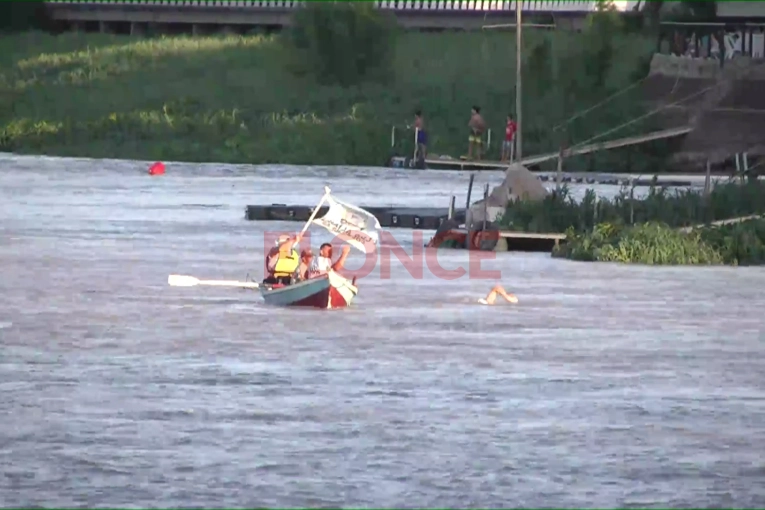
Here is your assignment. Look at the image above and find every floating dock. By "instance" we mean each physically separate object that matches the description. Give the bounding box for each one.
[493,231,566,253]
[424,126,694,170]
[391,125,703,187]
[244,205,566,253]
[245,204,465,230]
[431,228,566,253]
[388,160,714,187]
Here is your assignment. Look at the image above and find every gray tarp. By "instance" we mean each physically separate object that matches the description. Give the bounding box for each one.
[466,163,548,228]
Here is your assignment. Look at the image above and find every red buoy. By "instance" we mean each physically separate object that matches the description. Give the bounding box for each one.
[148,161,165,176]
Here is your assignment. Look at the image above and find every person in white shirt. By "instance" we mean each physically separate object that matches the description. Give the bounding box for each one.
[307,242,350,278]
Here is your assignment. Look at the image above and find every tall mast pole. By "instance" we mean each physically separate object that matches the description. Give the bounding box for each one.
[515,0,523,162]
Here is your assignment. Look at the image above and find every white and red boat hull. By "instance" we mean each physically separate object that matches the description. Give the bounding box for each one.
[259,271,357,309]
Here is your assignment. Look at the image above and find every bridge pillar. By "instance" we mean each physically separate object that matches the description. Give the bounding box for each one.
[130,21,146,36]
[98,20,113,34]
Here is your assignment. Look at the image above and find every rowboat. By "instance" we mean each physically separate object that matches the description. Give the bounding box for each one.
[259,271,358,309]
[167,187,374,311]
[167,271,357,310]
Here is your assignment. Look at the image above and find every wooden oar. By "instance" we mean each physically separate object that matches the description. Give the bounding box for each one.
[167,274,260,289]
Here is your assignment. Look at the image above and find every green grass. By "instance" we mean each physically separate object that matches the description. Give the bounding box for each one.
[499,181,765,234]
[0,29,662,167]
[553,218,765,265]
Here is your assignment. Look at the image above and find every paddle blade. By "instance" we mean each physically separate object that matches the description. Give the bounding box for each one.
[168,274,200,287]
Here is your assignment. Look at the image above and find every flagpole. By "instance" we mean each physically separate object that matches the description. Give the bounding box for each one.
[515,0,523,162]
[298,186,331,238]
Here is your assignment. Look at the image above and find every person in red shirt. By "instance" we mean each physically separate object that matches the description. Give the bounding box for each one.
[501,114,517,163]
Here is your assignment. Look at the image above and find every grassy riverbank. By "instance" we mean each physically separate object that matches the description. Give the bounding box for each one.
[553,218,765,265]
[0,28,661,168]
[497,180,765,265]
[500,181,765,233]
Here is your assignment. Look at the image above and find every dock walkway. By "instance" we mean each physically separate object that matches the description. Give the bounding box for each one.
[420,126,693,173]
[245,204,462,230]
[245,204,565,252]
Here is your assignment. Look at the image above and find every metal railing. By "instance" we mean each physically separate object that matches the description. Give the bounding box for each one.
[658,22,765,60]
[43,0,639,13]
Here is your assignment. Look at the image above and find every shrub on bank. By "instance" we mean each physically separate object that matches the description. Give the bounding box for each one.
[0,1,51,33]
[699,219,765,266]
[500,181,765,234]
[554,222,725,265]
[553,218,765,266]
[283,2,396,88]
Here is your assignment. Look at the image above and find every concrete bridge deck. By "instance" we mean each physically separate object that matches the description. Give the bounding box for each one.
[44,0,638,32]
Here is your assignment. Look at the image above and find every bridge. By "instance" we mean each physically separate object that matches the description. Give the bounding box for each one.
[44,0,641,33]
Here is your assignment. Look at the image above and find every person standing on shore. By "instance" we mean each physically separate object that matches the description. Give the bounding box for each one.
[467,106,486,160]
[413,110,427,163]
[501,114,517,163]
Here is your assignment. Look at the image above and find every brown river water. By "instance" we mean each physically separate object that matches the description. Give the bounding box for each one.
[1,154,764,507]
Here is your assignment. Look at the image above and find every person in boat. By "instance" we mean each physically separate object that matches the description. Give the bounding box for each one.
[264,233,301,285]
[478,284,518,305]
[293,249,313,282]
[467,106,486,160]
[307,242,351,278]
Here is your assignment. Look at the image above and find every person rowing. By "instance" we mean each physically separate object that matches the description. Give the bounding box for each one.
[478,284,518,305]
[264,233,301,285]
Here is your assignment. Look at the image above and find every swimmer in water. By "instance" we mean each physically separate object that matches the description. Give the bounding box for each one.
[478,284,518,305]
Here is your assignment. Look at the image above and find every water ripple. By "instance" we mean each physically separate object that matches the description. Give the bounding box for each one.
[1,155,764,507]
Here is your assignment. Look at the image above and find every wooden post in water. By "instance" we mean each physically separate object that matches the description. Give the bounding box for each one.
[629,179,635,225]
[465,173,475,212]
[515,1,523,163]
[703,159,712,197]
[593,196,599,225]
[482,183,489,232]
[448,195,456,220]
[556,146,564,192]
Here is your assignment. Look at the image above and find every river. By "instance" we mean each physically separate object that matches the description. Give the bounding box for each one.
[1,154,764,507]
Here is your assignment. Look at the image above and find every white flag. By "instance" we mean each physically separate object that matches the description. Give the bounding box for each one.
[313,194,380,253]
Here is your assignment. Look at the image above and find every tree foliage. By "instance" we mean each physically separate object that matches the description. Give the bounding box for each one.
[0,1,51,32]
[523,1,654,155]
[637,0,718,25]
[283,2,396,88]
